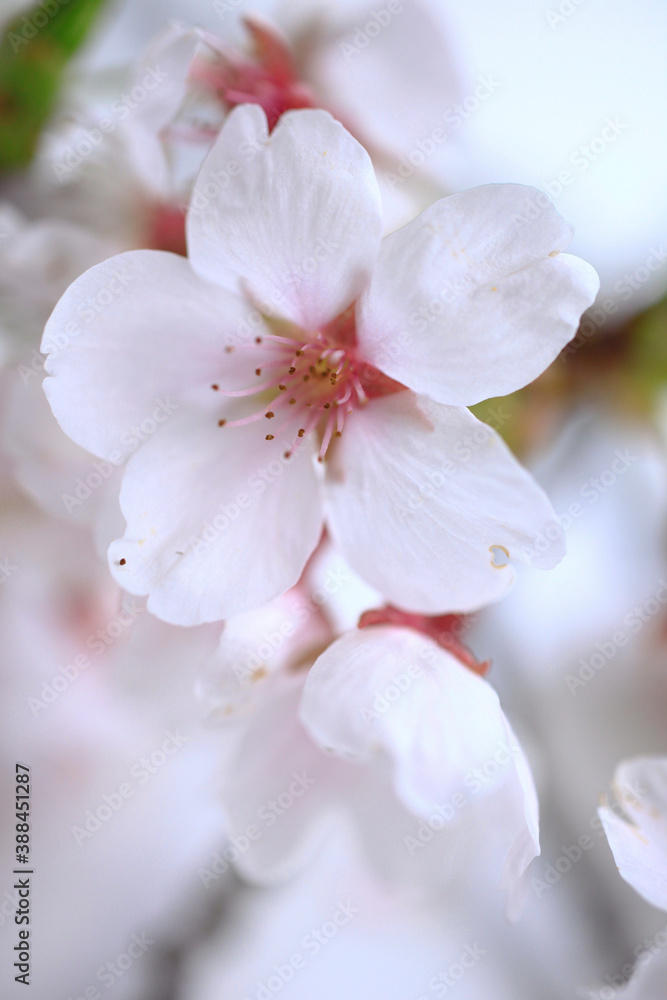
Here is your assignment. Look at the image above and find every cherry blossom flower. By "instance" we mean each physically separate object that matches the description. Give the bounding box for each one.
[201,587,539,917]
[43,105,599,625]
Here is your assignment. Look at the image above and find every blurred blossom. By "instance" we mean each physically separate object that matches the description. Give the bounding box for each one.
[0,1,666,997]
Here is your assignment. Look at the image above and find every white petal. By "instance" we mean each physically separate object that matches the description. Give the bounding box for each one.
[325,392,565,614]
[301,626,507,811]
[357,184,600,405]
[600,756,667,912]
[300,626,540,910]
[42,250,252,463]
[187,105,383,329]
[108,410,324,625]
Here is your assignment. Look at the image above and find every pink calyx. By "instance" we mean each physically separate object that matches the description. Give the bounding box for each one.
[192,16,317,132]
[358,606,491,676]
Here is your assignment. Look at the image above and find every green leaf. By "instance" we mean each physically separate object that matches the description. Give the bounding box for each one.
[0,0,110,171]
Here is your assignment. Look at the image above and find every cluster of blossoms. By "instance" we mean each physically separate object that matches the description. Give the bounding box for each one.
[3,5,667,997]
[36,14,600,916]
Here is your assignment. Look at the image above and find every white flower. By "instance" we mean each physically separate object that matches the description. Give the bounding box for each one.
[599,756,667,912]
[208,614,539,917]
[43,105,599,625]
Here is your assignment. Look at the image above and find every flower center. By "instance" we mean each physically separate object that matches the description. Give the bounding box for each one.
[213,308,405,461]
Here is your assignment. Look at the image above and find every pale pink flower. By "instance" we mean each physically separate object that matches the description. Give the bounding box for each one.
[43,106,599,625]
[205,603,539,917]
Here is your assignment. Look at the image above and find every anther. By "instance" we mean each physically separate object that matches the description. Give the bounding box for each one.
[266,434,274,440]
[218,419,226,426]
[298,429,305,437]
[255,336,263,343]
[278,384,287,391]
[265,411,274,419]
[289,398,296,404]
[211,384,219,390]
[255,368,262,376]
[288,366,296,374]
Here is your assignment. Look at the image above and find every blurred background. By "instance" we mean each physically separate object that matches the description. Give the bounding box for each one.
[0,0,666,997]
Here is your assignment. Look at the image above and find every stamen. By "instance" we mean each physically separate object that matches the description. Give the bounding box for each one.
[213,317,389,461]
